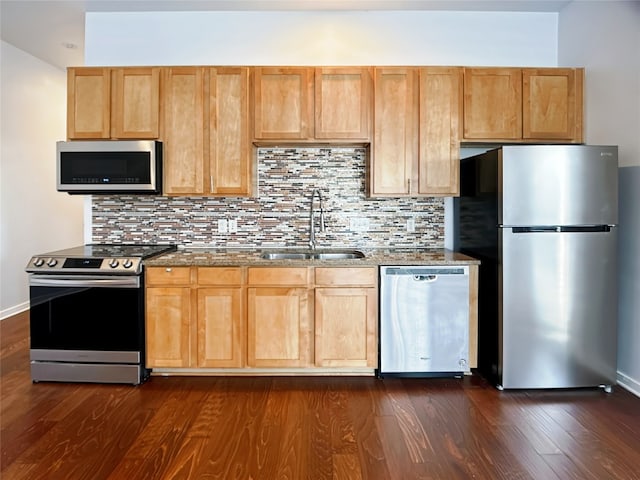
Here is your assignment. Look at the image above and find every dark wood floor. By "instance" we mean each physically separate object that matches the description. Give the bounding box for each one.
[2,311,639,480]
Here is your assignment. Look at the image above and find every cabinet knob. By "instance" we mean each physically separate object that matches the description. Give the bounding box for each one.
[165,268,172,272]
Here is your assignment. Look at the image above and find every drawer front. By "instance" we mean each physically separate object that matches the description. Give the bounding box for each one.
[315,267,377,286]
[247,267,309,286]
[146,266,192,286]
[197,267,243,285]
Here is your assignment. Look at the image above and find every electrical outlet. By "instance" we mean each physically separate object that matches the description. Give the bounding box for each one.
[407,217,416,233]
[217,219,228,233]
[350,217,369,232]
[228,219,238,233]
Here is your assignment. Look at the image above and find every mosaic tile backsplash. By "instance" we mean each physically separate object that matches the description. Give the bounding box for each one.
[92,147,445,249]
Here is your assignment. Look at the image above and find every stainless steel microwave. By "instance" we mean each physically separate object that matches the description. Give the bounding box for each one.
[57,140,162,194]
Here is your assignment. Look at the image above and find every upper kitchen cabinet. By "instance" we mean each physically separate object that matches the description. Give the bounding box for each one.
[163,67,253,196]
[522,68,583,142]
[162,67,205,195]
[463,67,584,143]
[253,67,313,140]
[208,67,252,195]
[418,67,463,196]
[67,68,111,139]
[371,67,418,195]
[371,66,461,197]
[253,67,372,142]
[67,67,160,139]
[463,67,522,141]
[315,67,372,140]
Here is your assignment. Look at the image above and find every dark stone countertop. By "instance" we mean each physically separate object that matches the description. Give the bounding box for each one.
[144,247,480,267]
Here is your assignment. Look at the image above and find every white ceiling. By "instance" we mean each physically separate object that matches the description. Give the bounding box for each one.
[0,0,573,69]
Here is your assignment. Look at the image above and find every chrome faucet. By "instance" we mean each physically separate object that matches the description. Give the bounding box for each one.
[309,188,326,250]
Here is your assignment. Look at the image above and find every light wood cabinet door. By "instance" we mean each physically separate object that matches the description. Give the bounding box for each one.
[372,67,418,196]
[163,67,253,197]
[418,67,462,196]
[208,67,252,195]
[146,287,192,368]
[372,67,460,197]
[253,67,314,140]
[523,68,583,142]
[67,67,111,139]
[162,67,206,195]
[247,287,312,367]
[315,67,372,140]
[315,287,377,367]
[67,67,160,140]
[463,67,522,140]
[111,67,160,139]
[197,287,244,368]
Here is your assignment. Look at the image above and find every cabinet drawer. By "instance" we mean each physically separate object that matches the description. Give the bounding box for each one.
[247,267,309,286]
[315,267,377,287]
[146,266,192,286]
[197,267,243,285]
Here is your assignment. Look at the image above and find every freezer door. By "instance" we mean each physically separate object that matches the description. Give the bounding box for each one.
[500,145,618,226]
[380,267,469,374]
[500,228,617,389]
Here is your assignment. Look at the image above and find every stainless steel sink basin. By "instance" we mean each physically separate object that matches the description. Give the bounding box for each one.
[314,251,365,260]
[261,252,312,260]
[260,250,365,260]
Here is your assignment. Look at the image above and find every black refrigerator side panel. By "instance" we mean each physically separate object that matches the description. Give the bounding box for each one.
[454,150,501,383]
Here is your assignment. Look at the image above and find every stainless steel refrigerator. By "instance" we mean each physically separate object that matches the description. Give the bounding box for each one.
[454,145,618,390]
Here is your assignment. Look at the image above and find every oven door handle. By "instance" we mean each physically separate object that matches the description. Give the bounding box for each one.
[29,276,140,288]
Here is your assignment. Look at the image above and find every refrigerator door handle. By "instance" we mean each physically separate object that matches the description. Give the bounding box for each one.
[509,225,612,233]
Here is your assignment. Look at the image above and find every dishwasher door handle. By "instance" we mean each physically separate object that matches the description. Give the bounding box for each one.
[413,274,437,282]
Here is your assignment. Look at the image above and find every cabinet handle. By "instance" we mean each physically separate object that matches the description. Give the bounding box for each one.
[165,268,172,273]
[210,176,214,192]
[407,178,411,193]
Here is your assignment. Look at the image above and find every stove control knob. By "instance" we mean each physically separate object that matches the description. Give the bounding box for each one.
[34,258,45,267]
[123,259,134,269]
[47,258,58,267]
[109,259,120,268]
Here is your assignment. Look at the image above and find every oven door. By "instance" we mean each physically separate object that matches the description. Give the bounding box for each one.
[29,275,144,355]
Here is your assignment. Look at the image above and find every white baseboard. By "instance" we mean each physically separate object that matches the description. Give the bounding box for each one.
[0,302,29,321]
[617,371,640,397]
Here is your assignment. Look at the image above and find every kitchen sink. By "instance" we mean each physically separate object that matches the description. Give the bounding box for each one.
[261,250,365,260]
[314,251,365,260]
[261,252,311,260]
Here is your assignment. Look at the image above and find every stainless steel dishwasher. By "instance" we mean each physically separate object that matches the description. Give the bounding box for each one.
[379,266,470,377]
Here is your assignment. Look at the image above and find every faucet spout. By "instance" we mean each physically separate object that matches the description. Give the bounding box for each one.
[309,189,325,250]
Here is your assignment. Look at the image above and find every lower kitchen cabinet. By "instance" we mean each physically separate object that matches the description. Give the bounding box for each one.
[315,288,377,367]
[146,286,192,368]
[246,267,313,368]
[196,267,245,368]
[197,287,243,368]
[146,266,192,368]
[146,266,245,368]
[314,267,378,367]
[247,287,313,367]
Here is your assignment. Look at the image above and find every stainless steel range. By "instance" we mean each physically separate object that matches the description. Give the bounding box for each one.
[25,244,176,385]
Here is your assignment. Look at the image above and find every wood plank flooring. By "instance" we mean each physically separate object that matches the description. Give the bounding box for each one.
[2,311,640,479]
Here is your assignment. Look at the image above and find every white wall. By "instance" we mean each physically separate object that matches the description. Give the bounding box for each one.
[559,0,640,394]
[558,0,640,168]
[0,41,84,318]
[85,11,558,66]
